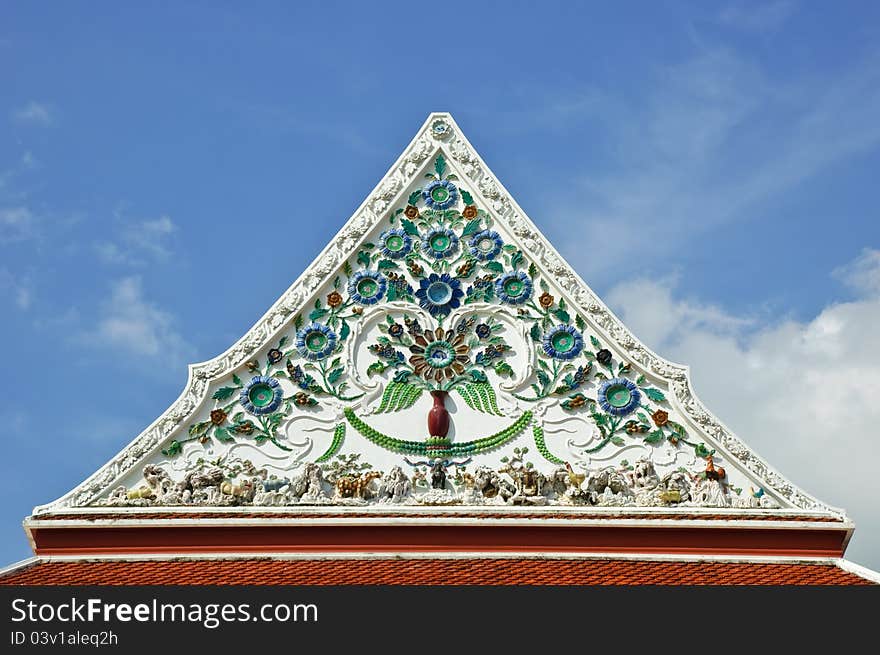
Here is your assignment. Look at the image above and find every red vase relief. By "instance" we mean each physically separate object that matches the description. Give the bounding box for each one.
[428,390,450,437]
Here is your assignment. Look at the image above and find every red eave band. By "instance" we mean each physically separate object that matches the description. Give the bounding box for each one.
[28,521,849,558]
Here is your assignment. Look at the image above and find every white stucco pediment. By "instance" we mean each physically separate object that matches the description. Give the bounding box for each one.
[34,114,840,517]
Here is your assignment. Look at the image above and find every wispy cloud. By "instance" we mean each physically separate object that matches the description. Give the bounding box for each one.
[78,276,194,363]
[833,248,880,298]
[539,46,880,282]
[606,249,880,568]
[0,268,32,310]
[12,101,54,127]
[0,206,35,243]
[718,1,798,33]
[95,214,178,265]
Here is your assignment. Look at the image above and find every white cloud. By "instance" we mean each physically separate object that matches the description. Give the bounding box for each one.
[833,248,880,298]
[605,249,880,569]
[0,206,35,243]
[719,1,797,33]
[12,101,54,126]
[542,46,880,283]
[96,214,178,265]
[80,276,194,363]
[0,268,32,310]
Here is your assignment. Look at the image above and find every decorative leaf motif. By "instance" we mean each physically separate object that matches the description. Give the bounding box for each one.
[357,250,371,268]
[434,154,446,178]
[455,382,502,416]
[530,323,543,342]
[309,307,329,321]
[375,382,423,414]
[327,367,344,385]
[576,314,586,331]
[644,429,665,445]
[590,335,601,349]
[232,374,242,386]
[214,427,234,443]
[553,308,570,323]
[212,387,238,401]
[366,362,386,377]
[401,218,420,236]
[460,189,474,205]
[340,320,350,340]
[461,218,481,237]
[642,387,666,403]
[407,191,422,206]
[377,259,399,270]
[484,261,504,274]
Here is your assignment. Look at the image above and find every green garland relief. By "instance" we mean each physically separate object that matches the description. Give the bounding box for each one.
[344,407,532,457]
[455,382,503,416]
[375,381,423,414]
[315,423,346,463]
[533,424,564,465]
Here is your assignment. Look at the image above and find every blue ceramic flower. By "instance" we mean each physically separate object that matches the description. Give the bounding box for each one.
[240,376,283,415]
[379,228,412,260]
[347,270,387,305]
[421,227,459,259]
[542,324,584,361]
[415,273,464,318]
[468,230,503,261]
[296,323,338,361]
[598,377,642,417]
[495,270,533,305]
[422,179,459,210]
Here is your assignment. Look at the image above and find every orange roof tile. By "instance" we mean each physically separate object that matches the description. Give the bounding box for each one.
[1,558,873,586]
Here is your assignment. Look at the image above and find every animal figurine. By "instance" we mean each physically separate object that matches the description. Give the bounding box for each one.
[335,471,381,499]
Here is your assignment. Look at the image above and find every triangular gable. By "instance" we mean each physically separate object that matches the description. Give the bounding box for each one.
[34,113,840,517]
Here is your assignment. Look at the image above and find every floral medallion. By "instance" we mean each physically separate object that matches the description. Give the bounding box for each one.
[468,229,503,261]
[495,270,533,305]
[296,322,337,361]
[422,227,459,259]
[379,228,412,259]
[240,376,283,415]
[422,179,458,210]
[409,327,471,382]
[415,273,464,317]
[347,270,387,305]
[542,324,584,361]
[598,377,642,416]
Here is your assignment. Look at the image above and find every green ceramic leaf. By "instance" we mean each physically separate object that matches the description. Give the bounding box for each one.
[366,362,385,377]
[434,154,446,178]
[377,259,399,270]
[530,323,543,342]
[357,250,371,268]
[408,191,421,206]
[309,307,329,321]
[484,261,504,274]
[401,218,420,236]
[212,387,238,401]
[644,429,665,444]
[553,308,570,323]
[590,335,601,349]
[642,387,666,402]
[214,427,234,443]
[340,320,350,340]
[327,367,344,385]
[232,374,241,386]
[460,189,474,205]
[576,314,586,331]
[461,218,481,237]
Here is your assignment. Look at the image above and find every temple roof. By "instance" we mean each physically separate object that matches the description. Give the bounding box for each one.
[12,113,876,584]
[2,556,876,586]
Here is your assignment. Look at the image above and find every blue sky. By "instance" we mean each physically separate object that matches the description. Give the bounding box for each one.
[2,1,880,569]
